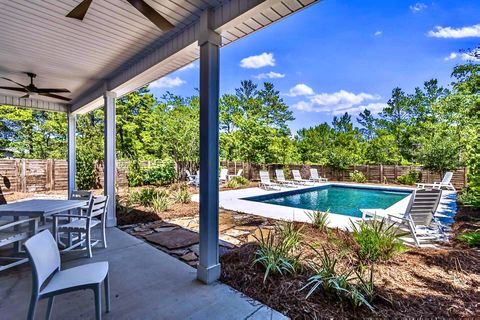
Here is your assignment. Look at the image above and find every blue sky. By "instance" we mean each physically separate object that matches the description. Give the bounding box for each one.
[148,0,480,133]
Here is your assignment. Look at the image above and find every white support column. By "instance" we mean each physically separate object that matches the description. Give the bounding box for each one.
[197,10,222,285]
[67,111,76,198]
[103,91,117,227]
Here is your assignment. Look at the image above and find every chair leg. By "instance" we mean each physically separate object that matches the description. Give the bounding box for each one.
[86,229,92,258]
[105,273,111,313]
[27,294,38,320]
[46,296,55,320]
[94,285,102,320]
[102,222,107,249]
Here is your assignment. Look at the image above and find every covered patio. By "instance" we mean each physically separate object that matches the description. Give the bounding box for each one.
[0,0,320,318]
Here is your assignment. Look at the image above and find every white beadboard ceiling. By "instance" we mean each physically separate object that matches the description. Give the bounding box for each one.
[0,0,319,113]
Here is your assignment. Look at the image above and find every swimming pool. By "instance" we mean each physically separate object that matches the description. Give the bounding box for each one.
[243,185,411,218]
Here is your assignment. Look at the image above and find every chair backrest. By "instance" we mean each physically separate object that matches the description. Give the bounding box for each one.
[185,169,192,177]
[237,169,243,177]
[90,196,108,219]
[275,169,286,182]
[219,168,228,180]
[70,190,92,201]
[408,189,442,227]
[24,230,60,293]
[441,172,453,184]
[292,170,302,180]
[310,168,319,179]
[259,171,271,184]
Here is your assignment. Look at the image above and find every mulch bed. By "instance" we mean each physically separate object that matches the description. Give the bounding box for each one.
[220,223,480,319]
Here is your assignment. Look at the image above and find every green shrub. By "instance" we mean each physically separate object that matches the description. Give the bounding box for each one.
[76,153,97,190]
[275,221,303,250]
[143,159,176,186]
[152,191,171,212]
[254,226,301,282]
[306,210,330,231]
[349,170,367,183]
[458,189,480,207]
[226,176,249,189]
[351,217,406,262]
[173,184,191,204]
[302,246,374,312]
[130,188,164,207]
[396,170,420,185]
[127,159,144,187]
[457,231,480,247]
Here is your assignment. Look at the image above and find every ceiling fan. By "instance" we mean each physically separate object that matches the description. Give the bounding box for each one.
[66,0,174,31]
[0,73,71,101]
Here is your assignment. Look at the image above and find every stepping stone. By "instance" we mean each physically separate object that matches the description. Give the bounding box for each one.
[224,228,250,237]
[219,234,241,246]
[144,228,199,250]
[180,252,197,262]
[154,226,178,232]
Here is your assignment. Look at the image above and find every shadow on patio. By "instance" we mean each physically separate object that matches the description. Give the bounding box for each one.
[0,228,285,320]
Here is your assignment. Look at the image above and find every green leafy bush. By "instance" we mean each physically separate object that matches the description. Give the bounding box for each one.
[396,170,420,185]
[76,153,97,189]
[143,159,176,186]
[130,188,163,207]
[226,176,249,189]
[457,231,480,247]
[351,217,406,262]
[173,184,191,204]
[349,170,367,183]
[306,210,330,231]
[127,159,144,187]
[254,224,302,282]
[151,191,171,212]
[458,189,480,207]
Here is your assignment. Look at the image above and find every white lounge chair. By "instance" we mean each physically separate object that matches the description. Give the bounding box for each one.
[291,170,314,185]
[309,168,328,182]
[416,171,456,191]
[275,169,297,187]
[219,168,228,184]
[259,171,281,190]
[185,170,197,185]
[24,230,110,320]
[228,169,244,180]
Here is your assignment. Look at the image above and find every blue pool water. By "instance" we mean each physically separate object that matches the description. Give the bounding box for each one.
[244,185,411,218]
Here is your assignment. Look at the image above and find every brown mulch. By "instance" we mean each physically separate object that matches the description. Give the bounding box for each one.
[220,222,480,319]
[116,201,199,226]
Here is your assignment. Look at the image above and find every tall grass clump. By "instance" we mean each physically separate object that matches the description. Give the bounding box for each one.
[457,231,480,247]
[254,221,302,282]
[173,184,192,204]
[151,190,170,212]
[351,217,406,262]
[306,209,330,231]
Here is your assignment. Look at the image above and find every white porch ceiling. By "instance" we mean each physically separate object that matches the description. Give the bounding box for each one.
[0,0,319,113]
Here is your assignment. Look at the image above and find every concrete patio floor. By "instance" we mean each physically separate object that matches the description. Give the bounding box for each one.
[0,228,286,320]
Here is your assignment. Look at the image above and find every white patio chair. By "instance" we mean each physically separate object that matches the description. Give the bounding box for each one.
[309,168,328,182]
[259,171,281,190]
[416,171,456,191]
[292,170,314,185]
[275,169,297,188]
[0,217,38,271]
[54,196,108,258]
[219,168,229,184]
[24,230,110,320]
[185,170,197,185]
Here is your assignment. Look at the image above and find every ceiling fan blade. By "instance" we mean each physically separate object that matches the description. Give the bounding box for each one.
[0,77,27,88]
[126,0,174,31]
[0,86,28,93]
[37,88,71,93]
[20,94,30,99]
[39,93,72,102]
[66,0,93,20]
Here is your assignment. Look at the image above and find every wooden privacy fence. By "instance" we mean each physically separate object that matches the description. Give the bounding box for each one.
[220,161,468,190]
[0,159,468,193]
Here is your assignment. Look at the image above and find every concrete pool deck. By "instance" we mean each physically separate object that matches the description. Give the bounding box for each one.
[193,182,456,233]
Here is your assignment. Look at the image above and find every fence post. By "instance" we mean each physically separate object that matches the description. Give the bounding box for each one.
[46,159,52,191]
[20,159,26,193]
[380,164,384,184]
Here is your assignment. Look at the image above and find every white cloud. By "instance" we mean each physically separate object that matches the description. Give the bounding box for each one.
[287,84,315,97]
[444,52,458,61]
[254,71,286,79]
[410,3,427,13]
[240,52,275,69]
[374,30,383,36]
[292,90,382,114]
[178,62,197,71]
[428,24,480,38]
[444,51,480,62]
[149,76,186,89]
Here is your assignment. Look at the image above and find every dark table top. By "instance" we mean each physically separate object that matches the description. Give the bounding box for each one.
[0,199,88,217]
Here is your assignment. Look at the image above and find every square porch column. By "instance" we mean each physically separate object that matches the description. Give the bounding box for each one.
[104,91,117,227]
[67,111,76,197]
[197,10,222,284]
